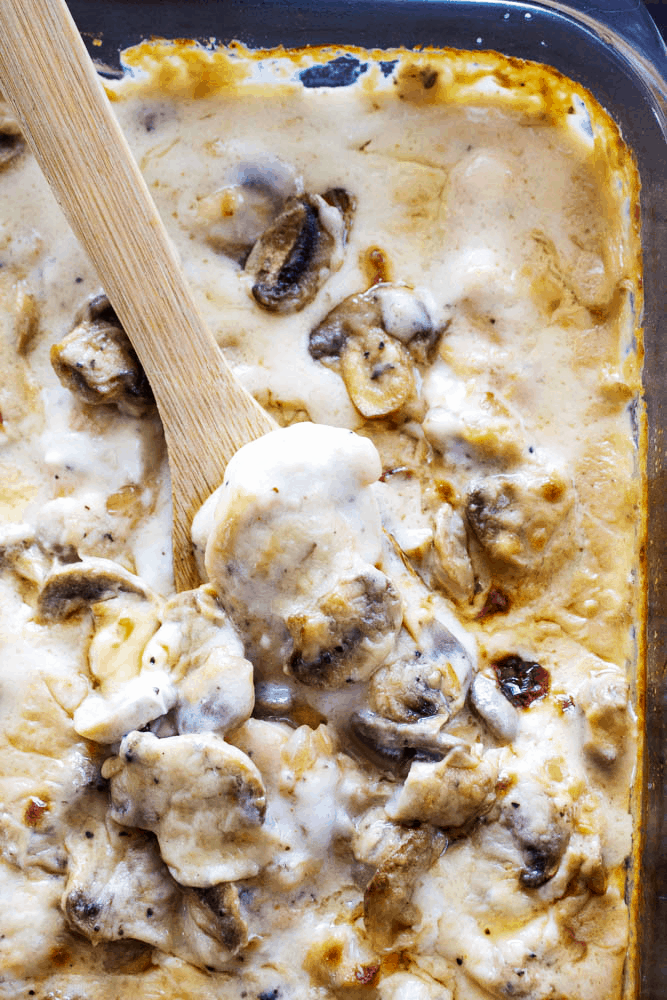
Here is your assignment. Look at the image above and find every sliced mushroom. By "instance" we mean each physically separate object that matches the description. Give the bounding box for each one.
[50,294,154,416]
[245,188,354,313]
[175,648,254,736]
[199,156,298,260]
[368,654,450,725]
[381,535,474,718]
[465,470,573,574]
[386,744,498,830]
[363,824,446,949]
[36,558,152,623]
[73,669,178,745]
[102,730,267,886]
[351,709,466,760]
[286,567,403,688]
[469,672,519,744]
[0,103,24,171]
[499,777,572,888]
[62,816,248,970]
[309,284,442,364]
[340,330,419,420]
[368,616,472,725]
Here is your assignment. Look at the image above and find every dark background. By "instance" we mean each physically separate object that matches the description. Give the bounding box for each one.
[645,0,667,38]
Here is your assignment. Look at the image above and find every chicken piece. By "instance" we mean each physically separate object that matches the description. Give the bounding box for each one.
[577,668,631,764]
[62,816,247,971]
[140,586,255,736]
[498,775,573,888]
[142,585,245,681]
[50,294,153,416]
[197,423,402,686]
[431,502,475,604]
[465,469,574,574]
[360,820,446,949]
[102,731,267,886]
[74,669,177,745]
[386,744,498,829]
[175,649,254,735]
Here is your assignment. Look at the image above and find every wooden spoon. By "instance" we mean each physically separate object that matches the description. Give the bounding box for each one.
[0,0,275,591]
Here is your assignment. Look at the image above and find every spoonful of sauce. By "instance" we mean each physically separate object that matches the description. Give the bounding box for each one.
[0,0,275,590]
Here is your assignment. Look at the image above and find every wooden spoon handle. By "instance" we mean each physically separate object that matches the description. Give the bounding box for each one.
[0,0,275,590]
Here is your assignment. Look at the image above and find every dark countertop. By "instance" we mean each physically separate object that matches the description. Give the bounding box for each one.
[645,0,667,39]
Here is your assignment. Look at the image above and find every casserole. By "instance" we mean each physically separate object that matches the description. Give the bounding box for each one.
[2,1,666,997]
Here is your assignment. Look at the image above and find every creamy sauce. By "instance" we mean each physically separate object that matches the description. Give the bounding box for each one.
[0,42,641,1000]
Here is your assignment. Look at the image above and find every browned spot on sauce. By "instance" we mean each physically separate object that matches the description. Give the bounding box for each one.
[24,796,48,827]
[361,246,392,285]
[541,479,566,502]
[434,479,456,504]
[355,963,380,985]
[477,587,511,620]
[379,465,413,483]
[49,946,71,967]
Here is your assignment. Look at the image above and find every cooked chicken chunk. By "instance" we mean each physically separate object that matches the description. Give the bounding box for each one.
[465,469,574,575]
[386,744,498,829]
[197,423,403,686]
[102,731,267,886]
[577,668,631,764]
[140,586,255,736]
[62,816,247,971]
[355,814,446,949]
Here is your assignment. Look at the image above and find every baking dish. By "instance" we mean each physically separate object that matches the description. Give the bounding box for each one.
[64,2,666,997]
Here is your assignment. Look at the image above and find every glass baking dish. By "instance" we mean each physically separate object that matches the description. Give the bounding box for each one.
[66,1,667,996]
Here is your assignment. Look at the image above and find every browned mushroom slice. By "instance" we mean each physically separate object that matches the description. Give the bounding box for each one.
[286,567,402,688]
[363,825,446,949]
[308,284,442,364]
[350,709,465,759]
[36,558,151,623]
[50,294,154,415]
[340,330,417,419]
[245,188,354,313]
[0,104,24,172]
